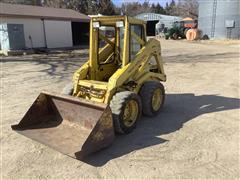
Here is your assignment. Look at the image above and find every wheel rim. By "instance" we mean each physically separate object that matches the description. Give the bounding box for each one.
[152,88,162,111]
[123,100,139,127]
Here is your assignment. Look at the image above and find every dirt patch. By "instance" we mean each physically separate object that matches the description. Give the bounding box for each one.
[1,40,239,179]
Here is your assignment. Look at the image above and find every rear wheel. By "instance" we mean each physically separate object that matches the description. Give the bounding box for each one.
[110,91,142,134]
[61,82,73,95]
[139,81,165,116]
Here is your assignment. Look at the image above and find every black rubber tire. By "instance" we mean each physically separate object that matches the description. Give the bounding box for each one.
[110,91,142,134]
[172,32,178,40]
[61,82,73,95]
[139,81,165,117]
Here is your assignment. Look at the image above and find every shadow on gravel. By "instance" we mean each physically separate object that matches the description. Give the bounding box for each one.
[2,51,238,79]
[1,51,89,79]
[83,93,240,166]
[163,52,238,63]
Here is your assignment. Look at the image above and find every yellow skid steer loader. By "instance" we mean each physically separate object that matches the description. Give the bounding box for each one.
[12,16,166,160]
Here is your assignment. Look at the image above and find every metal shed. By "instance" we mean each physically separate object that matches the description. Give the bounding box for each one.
[135,13,181,36]
[0,3,90,53]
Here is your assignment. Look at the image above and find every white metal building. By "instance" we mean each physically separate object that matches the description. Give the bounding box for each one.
[135,13,181,36]
[0,3,90,53]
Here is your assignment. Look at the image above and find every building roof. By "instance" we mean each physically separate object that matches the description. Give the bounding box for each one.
[0,3,90,22]
[135,13,181,22]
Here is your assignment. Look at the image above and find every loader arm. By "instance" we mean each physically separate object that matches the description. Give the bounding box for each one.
[104,38,166,103]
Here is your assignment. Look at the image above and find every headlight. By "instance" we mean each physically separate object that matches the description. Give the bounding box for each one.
[116,21,124,28]
[93,22,100,28]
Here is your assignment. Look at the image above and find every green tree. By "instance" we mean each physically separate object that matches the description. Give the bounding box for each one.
[170,0,176,7]
[176,0,198,18]
[43,0,66,8]
[98,0,116,15]
[64,0,98,14]
[1,0,43,6]
[153,3,166,14]
[165,2,170,14]
[142,1,151,11]
[165,0,177,15]
[2,0,160,16]
[120,1,152,16]
[151,3,155,11]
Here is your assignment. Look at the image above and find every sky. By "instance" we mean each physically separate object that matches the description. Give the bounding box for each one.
[112,0,172,7]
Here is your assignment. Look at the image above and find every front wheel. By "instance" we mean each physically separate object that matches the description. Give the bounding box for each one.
[110,91,142,134]
[139,81,165,116]
[172,32,178,40]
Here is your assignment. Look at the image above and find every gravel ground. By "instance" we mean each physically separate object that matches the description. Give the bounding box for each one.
[1,39,239,179]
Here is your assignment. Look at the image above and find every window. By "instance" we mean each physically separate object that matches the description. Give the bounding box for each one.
[119,26,125,62]
[130,25,144,61]
[98,26,115,65]
[98,26,115,49]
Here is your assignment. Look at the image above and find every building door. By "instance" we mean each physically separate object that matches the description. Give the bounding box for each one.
[146,20,159,36]
[7,24,25,50]
[71,22,89,46]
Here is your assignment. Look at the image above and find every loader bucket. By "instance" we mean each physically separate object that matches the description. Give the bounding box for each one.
[11,92,115,160]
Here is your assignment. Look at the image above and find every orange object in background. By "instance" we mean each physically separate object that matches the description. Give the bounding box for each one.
[186,29,200,41]
[184,22,195,28]
[182,17,197,28]
[182,17,193,21]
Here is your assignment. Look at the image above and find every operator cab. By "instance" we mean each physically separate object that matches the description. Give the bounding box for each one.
[89,16,146,81]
